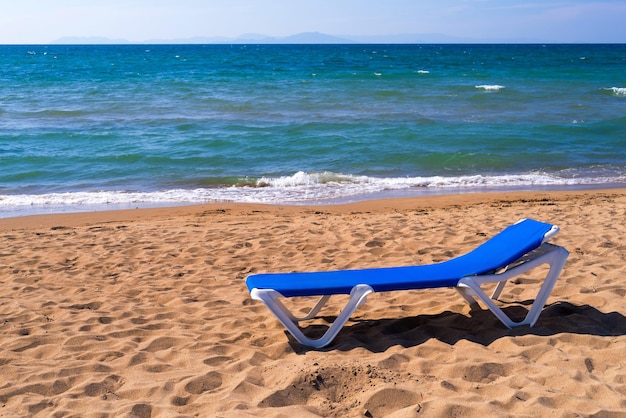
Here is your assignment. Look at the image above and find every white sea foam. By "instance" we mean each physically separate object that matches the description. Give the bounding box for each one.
[475,85,505,91]
[2,171,625,217]
[605,87,626,96]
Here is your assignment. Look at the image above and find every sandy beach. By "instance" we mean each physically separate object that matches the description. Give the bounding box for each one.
[1,189,625,417]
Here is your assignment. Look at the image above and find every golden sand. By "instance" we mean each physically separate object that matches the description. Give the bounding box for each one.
[1,189,625,417]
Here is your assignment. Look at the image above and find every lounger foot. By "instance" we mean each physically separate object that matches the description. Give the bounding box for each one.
[250,284,374,348]
[456,243,569,328]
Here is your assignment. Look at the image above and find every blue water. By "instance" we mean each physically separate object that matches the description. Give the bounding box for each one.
[1,44,625,216]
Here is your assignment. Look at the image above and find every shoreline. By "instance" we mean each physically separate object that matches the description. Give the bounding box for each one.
[2,182,625,221]
[2,187,625,230]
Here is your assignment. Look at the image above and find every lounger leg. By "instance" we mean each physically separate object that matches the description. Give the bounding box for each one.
[294,295,331,321]
[455,286,481,310]
[250,285,374,348]
[490,280,508,300]
[456,244,569,328]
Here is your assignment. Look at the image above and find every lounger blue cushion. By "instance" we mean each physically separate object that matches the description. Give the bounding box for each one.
[246,218,554,297]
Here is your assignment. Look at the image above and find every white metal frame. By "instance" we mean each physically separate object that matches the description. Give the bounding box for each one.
[456,242,569,328]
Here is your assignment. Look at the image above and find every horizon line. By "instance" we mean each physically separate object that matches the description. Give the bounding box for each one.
[4,31,623,45]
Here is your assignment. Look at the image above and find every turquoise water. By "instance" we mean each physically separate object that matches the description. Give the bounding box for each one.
[1,44,625,216]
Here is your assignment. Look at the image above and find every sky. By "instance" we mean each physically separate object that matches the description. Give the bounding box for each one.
[1,0,625,44]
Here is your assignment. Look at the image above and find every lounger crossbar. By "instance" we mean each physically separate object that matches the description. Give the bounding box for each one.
[246,219,569,348]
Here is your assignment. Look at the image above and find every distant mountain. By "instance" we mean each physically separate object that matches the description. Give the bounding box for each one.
[51,32,540,45]
[146,34,336,44]
[52,32,352,45]
[345,33,471,44]
[51,32,354,45]
[235,33,275,42]
[280,32,352,44]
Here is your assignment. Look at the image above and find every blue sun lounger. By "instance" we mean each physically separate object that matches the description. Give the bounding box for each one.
[246,219,569,348]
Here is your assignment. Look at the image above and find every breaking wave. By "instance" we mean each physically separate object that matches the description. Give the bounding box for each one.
[2,170,625,217]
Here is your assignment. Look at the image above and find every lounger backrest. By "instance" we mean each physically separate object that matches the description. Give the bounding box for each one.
[444,218,556,276]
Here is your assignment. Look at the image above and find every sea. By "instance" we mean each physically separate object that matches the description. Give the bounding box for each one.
[1,43,625,218]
